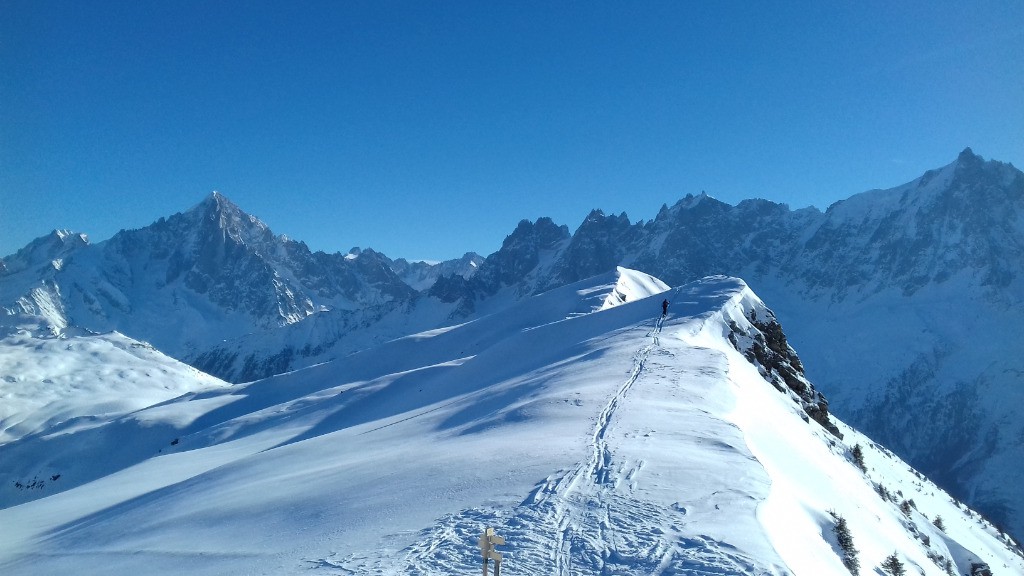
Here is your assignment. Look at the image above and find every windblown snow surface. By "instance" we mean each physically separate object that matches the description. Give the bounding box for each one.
[0,269,1020,575]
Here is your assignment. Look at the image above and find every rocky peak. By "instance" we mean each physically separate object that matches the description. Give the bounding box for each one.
[482,218,569,286]
[183,192,274,249]
[543,210,641,289]
[644,194,732,234]
[576,209,632,232]
[0,229,90,276]
[438,218,570,305]
[957,146,979,165]
[502,217,570,251]
[192,190,239,217]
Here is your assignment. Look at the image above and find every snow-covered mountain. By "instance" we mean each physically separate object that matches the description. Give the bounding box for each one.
[0,193,477,373]
[427,148,1024,543]
[390,251,484,291]
[2,148,1021,545]
[1,271,1019,575]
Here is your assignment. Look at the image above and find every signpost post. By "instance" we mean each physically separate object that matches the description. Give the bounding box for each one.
[478,527,506,576]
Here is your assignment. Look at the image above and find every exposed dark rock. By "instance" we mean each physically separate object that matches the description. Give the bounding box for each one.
[727,311,842,439]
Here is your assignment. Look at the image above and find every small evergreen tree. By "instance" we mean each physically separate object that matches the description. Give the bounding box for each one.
[880,552,905,576]
[851,444,867,472]
[933,515,945,531]
[832,514,860,575]
[900,499,913,517]
[875,482,889,500]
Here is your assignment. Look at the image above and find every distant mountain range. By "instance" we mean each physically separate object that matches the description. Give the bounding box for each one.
[2,147,1022,543]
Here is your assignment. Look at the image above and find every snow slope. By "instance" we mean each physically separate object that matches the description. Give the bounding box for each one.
[0,315,228,445]
[0,270,1019,575]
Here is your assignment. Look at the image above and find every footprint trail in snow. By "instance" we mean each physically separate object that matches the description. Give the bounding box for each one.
[328,313,777,576]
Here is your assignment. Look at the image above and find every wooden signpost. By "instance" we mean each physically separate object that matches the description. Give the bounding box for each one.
[478,527,505,576]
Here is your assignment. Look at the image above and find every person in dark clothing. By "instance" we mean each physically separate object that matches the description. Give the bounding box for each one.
[661,299,668,315]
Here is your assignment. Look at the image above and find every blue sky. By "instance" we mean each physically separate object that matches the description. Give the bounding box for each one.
[2,1,1022,261]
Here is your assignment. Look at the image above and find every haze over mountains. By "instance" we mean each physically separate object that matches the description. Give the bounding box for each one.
[2,148,1023,573]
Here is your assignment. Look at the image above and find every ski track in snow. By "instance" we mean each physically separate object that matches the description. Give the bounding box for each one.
[319,314,767,576]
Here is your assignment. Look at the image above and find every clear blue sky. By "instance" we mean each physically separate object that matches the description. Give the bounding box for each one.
[2,1,1022,261]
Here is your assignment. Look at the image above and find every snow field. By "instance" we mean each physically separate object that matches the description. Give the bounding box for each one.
[0,270,1020,575]
[0,322,228,445]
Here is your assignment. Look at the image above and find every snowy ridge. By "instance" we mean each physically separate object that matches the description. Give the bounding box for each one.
[1,271,1018,575]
